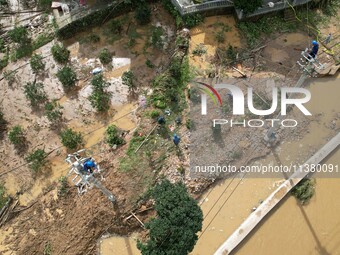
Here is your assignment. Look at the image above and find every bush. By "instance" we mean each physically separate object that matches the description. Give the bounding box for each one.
[8,125,25,145]
[151,27,164,49]
[56,66,77,90]
[89,74,111,112]
[106,125,125,146]
[45,100,63,123]
[98,48,111,65]
[137,180,203,254]
[122,71,136,91]
[60,128,83,150]
[107,19,123,35]
[134,4,151,25]
[12,42,33,60]
[150,110,160,119]
[234,0,262,14]
[26,149,48,173]
[145,59,154,68]
[30,54,45,73]
[24,82,47,107]
[0,38,5,53]
[215,30,225,43]
[192,44,207,56]
[8,26,29,43]
[51,43,70,64]
[291,178,315,205]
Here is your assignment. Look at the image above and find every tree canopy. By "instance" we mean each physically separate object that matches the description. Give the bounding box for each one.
[138,180,203,255]
[234,0,262,14]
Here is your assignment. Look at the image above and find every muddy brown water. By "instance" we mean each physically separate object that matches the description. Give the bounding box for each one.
[99,76,339,255]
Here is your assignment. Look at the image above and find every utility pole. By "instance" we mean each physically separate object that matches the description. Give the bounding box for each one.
[264,49,324,143]
[65,149,116,205]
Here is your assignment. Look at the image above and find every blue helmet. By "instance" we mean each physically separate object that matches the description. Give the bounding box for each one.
[84,160,96,168]
[312,40,318,45]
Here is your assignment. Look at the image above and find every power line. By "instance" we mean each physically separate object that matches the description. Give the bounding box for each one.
[0,107,137,178]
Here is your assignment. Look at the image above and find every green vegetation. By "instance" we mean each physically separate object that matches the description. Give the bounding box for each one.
[0,53,9,70]
[106,125,125,146]
[134,4,151,25]
[150,109,160,119]
[26,149,48,173]
[0,0,8,7]
[43,241,52,255]
[51,43,70,64]
[60,128,83,150]
[3,70,16,86]
[0,38,5,53]
[30,54,45,73]
[238,16,297,48]
[151,26,164,49]
[8,26,33,60]
[0,110,6,132]
[45,100,63,123]
[98,48,111,65]
[80,34,100,44]
[145,59,154,68]
[0,184,8,210]
[107,19,123,35]
[24,81,47,107]
[226,44,237,64]
[56,66,77,90]
[291,178,315,205]
[58,176,69,197]
[234,0,262,14]
[32,33,54,50]
[215,30,225,43]
[122,70,136,92]
[192,44,207,56]
[38,0,52,9]
[137,180,203,255]
[8,26,29,43]
[8,125,25,146]
[89,74,111,112]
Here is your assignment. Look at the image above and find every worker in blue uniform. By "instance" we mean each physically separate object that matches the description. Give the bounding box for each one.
[308,40,319,59]
[173,133,181,146]
[82,159,97,174]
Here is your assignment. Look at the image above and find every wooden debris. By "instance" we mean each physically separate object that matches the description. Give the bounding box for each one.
[232,66,247,78]
[131,212,145,228]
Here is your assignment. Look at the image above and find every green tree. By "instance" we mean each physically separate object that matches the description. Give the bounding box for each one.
[89,74,111,112]
[51,43,70,64]
[234,0,262,14]
[98,48,111,65]
[25,149,48,173]
[122,70,136,92]
[45,100,63,123]
[56,66,77,90]
[8,26,29,43]
[8,125,25,145]
[134,4,151,25]
[24,81,47,107]
[30,54,45,73]
[151,26,164,49]
[60,128,83,150]
[291,178,315,205]
[106,125,125,146]
[137,180,203,255]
